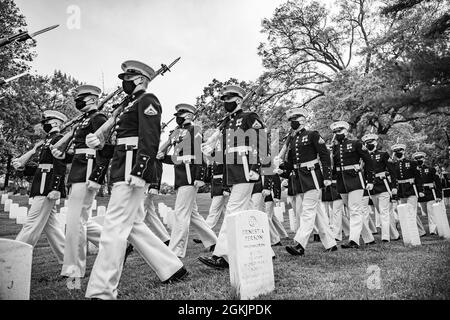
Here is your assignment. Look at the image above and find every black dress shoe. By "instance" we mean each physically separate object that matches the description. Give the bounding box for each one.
[272,241,282,247]
[382,239,389,243]
[392,236,401,241]
[420,233,427,237]
[164,240,170,246]
[313,234,321,242]
[123,244,134,265]
[324,245,338,252]
[193,238,202,244]
[335,239,341,242]
[285,243,305,256]
[341,240,360,249]
[198,255,229,269]
[365,241,376,246]
[163,267,189,284]
[209,244,216,252]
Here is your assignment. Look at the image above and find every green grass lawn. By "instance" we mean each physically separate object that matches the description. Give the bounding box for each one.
[1,194,449,300]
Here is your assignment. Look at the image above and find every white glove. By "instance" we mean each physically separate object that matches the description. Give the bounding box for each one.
[281,180,289,188]
[127,175,146,188]
[223,191,230,197]
[419,192,425,198]
[324,180,332,187]
[148,188,159,195]
[366,183,374,191]
[273,168,284,175]
[50,147,65,160]
[274,198,281,203]
[47,191,61,200]
[86,133,101,149]
[86,180,101,192]
[273,156,282,167]
[156,151,165,160]
[262,189,271,197]
[194,180,205,188]
[436,198,442,202]
[12,159,24,170]
[201,142,214,156]
[391,188,398,195]
[249,170,260,181]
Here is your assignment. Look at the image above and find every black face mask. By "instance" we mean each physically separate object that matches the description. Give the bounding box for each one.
[75,99,86,111]
[122,80,136,95]
[366,143,376,151]
[395,151,404,158]
[176,117,185,126]
[224,101,237,113]
[290,121,300,130]
[43,123,53,134]
[335,133,345,142]
[417,160,424,166]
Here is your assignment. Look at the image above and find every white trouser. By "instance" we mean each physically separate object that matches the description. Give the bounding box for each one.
[143,194,170,243]
[265,201,289,245]
[293,190,336,250]
[169,186,217,258]
[16,196,65,263]
[61,183,103,277]
[250,193,265,212]
[292,195,302,232]
[341,190,374,244]
[324,199,345,241]
[342,206,350,236]
[419,201,438,234]
[367,206,378,233]
[400,196,426,236]
[213,183,254,260]
[205,195,229,229]
[361,196,378,235]
[369,192,391,241]
[86,183,183,300]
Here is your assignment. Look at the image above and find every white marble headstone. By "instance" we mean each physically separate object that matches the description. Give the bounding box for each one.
[0,239,33,300]
[9,203,19,219]
[432,202,450,239]
[4,199,12,212]
[227,209,275,300]
[97,206,106,216]
[1,193,8,205]
[397,203,421,246]
[16,207,28,225]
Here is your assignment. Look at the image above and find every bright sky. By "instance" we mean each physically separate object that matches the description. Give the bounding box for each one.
[15,0,286,184]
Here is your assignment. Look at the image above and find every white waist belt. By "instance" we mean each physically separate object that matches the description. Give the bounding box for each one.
[228,146,252,154]
[423,183,434,188]
[300,159,319,168]
[117,137,139,146]
[336,164,361,171]
[38,164,53,171]
[75,148,96,156]
[177,155,195,162]
[375,172,387,178]
[213,174,223,179]
[398,178,414,184]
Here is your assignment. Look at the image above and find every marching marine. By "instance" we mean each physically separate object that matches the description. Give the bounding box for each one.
[84,60,187,300]
[413,151,442,235]
[51,85,111,279]
[361,133,400,242]
[276,108,337,256]
[198,85,266,269]
[390,143,426,237]
[13,110,68,263]
[158,103,217,258]
[329,120,376,249]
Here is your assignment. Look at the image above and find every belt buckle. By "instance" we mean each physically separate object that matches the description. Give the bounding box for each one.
[126,145,136,151]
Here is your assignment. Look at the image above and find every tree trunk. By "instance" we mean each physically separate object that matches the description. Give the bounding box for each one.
[3,154,12,190]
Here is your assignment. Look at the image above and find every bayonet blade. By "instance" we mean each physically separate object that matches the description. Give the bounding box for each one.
[29,24,59,38]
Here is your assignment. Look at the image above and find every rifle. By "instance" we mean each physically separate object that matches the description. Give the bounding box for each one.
[12,140,45,169]
[51,87,123,152]
[0,25,59,48]
[157,97,217,157]
[93,57,181,149]
[0,71,29,87]
[201,83,265,155]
